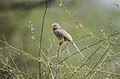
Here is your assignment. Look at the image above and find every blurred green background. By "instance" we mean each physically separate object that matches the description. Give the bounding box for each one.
[0,0,120,79]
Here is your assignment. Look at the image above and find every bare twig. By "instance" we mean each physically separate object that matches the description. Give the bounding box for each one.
[59,30,120,64]
[68,41,105,79]
[38,0,48,79]
[83,44,112,79]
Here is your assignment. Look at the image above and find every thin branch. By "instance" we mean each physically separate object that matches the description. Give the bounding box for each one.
[68,41,106,79]
[0,40,40,62]
[0,0,54,11]
[89,33,120,79]
[0,59,34,79]
[83,44,112,79]
[38,0,48,79]
[59,31,120,64]
[56,46,61,78]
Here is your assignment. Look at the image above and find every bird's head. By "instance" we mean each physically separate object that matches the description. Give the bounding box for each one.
[52,23,61,30]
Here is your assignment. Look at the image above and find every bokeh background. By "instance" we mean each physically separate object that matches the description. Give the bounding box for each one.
[0,0,120,79]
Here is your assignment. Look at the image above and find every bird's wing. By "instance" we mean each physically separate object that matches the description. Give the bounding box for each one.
[54,28,73,42]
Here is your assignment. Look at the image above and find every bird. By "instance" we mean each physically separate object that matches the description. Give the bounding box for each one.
[52,23,84,58]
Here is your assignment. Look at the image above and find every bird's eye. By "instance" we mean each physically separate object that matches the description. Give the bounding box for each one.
[53,25,56,26]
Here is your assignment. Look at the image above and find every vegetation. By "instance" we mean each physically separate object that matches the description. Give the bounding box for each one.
[0,0,120,79]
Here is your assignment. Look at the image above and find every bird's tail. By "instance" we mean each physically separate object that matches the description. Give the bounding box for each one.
[72,42,84,59]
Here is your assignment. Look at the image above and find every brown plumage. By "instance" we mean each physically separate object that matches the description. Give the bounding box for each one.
[52,23,84,58]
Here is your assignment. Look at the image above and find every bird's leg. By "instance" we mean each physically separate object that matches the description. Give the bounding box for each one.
[59,41,64,46]
[59,37,64,46]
